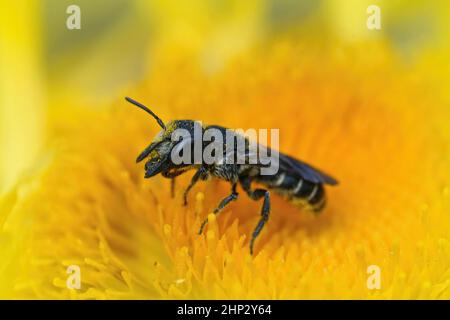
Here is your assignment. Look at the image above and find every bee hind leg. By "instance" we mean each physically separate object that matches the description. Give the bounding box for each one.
[240,177,270,255]
[249,190,270,255]
[198,183,238,235]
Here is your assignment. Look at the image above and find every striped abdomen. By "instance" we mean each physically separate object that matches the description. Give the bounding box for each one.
[256,171,326,212]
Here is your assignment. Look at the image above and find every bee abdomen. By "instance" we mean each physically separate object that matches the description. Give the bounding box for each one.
[291,179,325,212]
[256,173,326,212]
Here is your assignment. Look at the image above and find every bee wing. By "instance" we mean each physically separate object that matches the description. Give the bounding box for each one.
[279,153,338,185]
[235,143,337,185]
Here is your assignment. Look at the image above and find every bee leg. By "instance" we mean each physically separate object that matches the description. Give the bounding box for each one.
[240,177,270,255]
[183,166,208,206]
[249,190,270,255]
[162,169,188,198]
[170,178,176,198]
[198,183,238,235]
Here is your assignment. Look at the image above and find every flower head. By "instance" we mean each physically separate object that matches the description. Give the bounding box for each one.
[1,40,449,299]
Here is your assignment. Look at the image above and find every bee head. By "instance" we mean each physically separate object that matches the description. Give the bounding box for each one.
[125,97,198,178]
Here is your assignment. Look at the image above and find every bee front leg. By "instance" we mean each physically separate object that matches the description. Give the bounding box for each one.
[240,177,271,255]
[198,183,238,235]
[162,169,188,198]
[170,178,176,198]
[183,166,208,206]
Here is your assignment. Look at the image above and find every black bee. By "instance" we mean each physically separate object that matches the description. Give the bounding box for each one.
[126,97,338,254]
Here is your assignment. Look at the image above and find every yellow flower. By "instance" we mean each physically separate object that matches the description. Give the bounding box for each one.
[1,41,449,299]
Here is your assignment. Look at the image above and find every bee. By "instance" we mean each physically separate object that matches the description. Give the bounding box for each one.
[126,97,338,254]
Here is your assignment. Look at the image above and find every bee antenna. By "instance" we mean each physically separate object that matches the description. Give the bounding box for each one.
[125,97,166,130]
